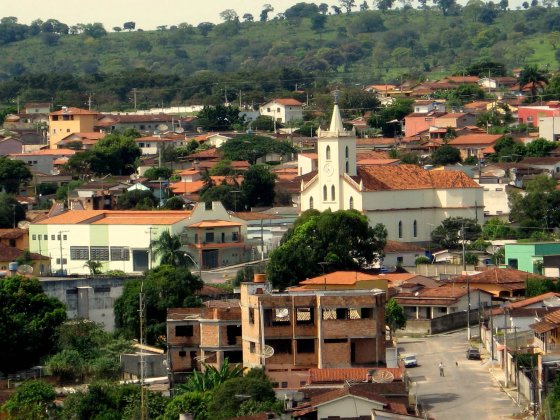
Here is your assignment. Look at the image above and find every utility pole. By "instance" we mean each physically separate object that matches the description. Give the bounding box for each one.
[139,284,147,420]
[462,224,471,341]
[132,88,138,111]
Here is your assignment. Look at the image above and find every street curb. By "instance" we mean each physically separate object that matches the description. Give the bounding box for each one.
[489,367,522,407]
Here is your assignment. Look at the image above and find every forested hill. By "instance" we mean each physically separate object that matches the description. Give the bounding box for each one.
[0,3,559,109]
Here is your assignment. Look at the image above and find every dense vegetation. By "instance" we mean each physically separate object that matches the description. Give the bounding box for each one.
[1,4,560,110]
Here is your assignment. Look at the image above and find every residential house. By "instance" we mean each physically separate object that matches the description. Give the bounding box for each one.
[29,209,193,275]
[505,242,560,275]
[382,241,426,268]
[404,101,446,137]
[232,211,292,258]
[134,134,189,155]
[259,98,304,124]
[298,153,318,176]
[447,133,504,160]
[166,301,242,386]
[195,133,233,148]
[56,132,106,149]
[0,137,23,155]
[0,243,50,275]
[95,113,192,134]
[0,228,28,249]
[475,175,512,220]
[450,267,547,298]
[518,102,560,128]
[520,156,560,177]
[394,284,493,320]
[9,148,76,176]
[24,103,51,114]
[495,292,560,332]
[48,107,100,149]
[182,201,251,269]
[70,180,130,210]
[530,307,560,354]
[477,77,518,91]
[537,116,560,142]
[433,112,477,130]
[300,103,484,243]
[240,279,387,389]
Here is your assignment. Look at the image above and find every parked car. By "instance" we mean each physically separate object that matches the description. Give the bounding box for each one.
[402,355,418,367]
[466,348,481,360]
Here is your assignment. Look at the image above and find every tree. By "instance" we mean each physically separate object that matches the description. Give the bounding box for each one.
[0,193,25,228]
[241,164,276,208]
[114,265,203,343]
[179,359,245,393]
[209,160,235,176]
[84,259,103,275]
[267,210,387,290]
[340,0,357,13]
[242,13,254,22]
[197,22,215,37]
[434,0,458,15]
[481,218,517,239]
[123,21,136,31]
[220,135,295,164]
[0,276,66,373]
[152,230,188,267]
[368,98,413,136]
[385,298,406,338]
[0,156,32,193]
[431,144,462,166]
[311,13,328,32]
[318,3,329,13]
[200,184,240,211]
[260,4,274,22]
[525,138,555,157]
[116,190,157,210]
[208,374,278,419]
[220,9,239,22]
[144,166,174,180]
[82,22,107,38]
[197,105,244,131]
[1,380,57,419]
[160,391,212,420]
[519,65,549,103]
[430,217,482,250]
[162,196,185,210]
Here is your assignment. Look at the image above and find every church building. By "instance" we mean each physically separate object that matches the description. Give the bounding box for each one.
[300,102,484,243]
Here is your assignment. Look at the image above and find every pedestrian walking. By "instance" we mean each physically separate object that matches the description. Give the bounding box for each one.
[439,362,444,377]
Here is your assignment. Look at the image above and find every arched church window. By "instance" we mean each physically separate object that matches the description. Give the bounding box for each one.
[326,145,331,160]
[310,197,314,209]
[345,146,349,158]
[413,220,418,237]
[398,221,403,239]
[349,196,354,209]
[323,185,327,201]
[331,185,336,201]
[345,161,349,173]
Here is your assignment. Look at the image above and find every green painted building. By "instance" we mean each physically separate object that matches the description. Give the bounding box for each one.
[504,242,560,274]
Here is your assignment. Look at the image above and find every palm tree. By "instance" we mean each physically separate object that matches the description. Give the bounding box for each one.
[519,65,549,103]
[151,230,187,267]
[178,358,245,393]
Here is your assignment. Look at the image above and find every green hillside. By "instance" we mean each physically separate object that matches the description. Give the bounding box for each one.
[0,5,559,110]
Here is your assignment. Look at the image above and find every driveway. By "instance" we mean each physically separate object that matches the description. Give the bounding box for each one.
[398,330,522,420]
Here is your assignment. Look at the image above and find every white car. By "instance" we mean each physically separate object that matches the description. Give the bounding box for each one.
[402,355,418,367]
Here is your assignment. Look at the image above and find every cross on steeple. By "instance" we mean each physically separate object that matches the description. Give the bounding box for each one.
[332,89,340,105]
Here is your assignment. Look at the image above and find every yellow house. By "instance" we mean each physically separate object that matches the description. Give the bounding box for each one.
[48,107,100,149]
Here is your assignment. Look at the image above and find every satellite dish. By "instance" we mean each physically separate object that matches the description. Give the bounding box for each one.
[17,264,33,275]
[371,370,394,383]
[275,308,289,319]
[17,220,30,229]
[157,124,169,131]
[175,127,184,134]
[259,345,275,359]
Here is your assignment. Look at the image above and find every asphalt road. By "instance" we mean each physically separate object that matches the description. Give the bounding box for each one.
[399,329,522,420]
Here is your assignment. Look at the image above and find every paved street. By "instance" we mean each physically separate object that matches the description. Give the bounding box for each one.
[398,329,523,420]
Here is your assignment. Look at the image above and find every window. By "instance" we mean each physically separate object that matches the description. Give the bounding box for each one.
[51,235,55,240]
[250,342,256,353]
[309,197,314,209]
[232,232,239,241]
[63,235,67,240]
[43,235,48,240]
[331,185,335,201]
[397,256,404,265]
[345,146,349,158]
[398,221,403,238]
[90,246,110,261]
[221,232,225,243]
[55,258,67,265]
[323,185,327,201]
[413,220,417,238]
[326,145,331,160]
[178,350,186,357]
[70,246,89,260]
[349,196,354,210]
[296,307,314,325]
[175,325,193,337]
[345,161,349,172]
[266,339,292,354]
[297,339,315,353]
[110,247,130,261]
[32,234,36,240]
[205,232,214,243]
[361,308,373,318]
[249,308,255,324]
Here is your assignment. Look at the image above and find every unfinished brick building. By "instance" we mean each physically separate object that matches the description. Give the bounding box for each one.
[240,280,387,389]
[166,300,242,386]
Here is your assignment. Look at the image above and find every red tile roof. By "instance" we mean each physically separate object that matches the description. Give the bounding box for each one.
[452,267,547,284]
[270,98,303,106]
[449,133,503,146]
[0,244,48,261]
[299,271,381,286]
[357,165,480,191]
[508,292,560,309]
[384,240,425,253]
[308,367,404,384]
[50,107,99,116]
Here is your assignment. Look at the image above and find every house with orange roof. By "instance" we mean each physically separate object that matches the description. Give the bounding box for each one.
[48,107,100,149]
[529,307,560,354]
[492,292,560,332]
[433,112,477,130]
[10,148,76,176]
[56,132,106,149]
[288,271,389,292]
[259,98,303,124]
[300,103,484,243]
[447,133,504,160]
[134,134,189,155]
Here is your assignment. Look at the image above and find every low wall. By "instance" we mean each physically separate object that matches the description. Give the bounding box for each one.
[401,310,479,335]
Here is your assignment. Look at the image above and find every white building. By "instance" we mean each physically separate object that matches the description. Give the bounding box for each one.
[537,116,560,142]
[259,98,303,124]
[300,103,484,242]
